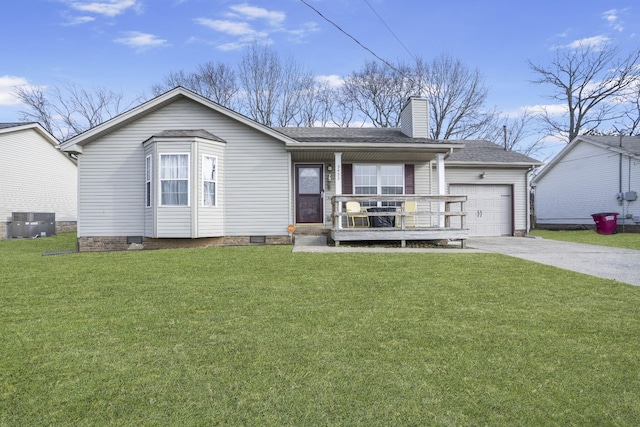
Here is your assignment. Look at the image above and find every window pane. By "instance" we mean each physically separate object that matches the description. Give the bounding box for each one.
[202,155,216,207]
[204,182,215,206]
[203,156,216,181]
[160,154,189,206]
[299,167,320,194]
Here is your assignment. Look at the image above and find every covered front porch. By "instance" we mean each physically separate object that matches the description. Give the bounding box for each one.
[330,194,469,248]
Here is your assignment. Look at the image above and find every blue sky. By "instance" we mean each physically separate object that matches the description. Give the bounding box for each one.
[1,1,638,158]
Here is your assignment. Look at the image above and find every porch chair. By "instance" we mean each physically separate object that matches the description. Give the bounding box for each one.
[345,201,370,228]
[397,201,417,228]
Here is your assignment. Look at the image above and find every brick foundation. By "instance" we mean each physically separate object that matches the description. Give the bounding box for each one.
[56,221,77,234]
[77,235,292,252]
[0,222,6,240]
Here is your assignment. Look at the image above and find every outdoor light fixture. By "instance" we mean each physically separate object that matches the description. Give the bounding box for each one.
[480,172,487,179]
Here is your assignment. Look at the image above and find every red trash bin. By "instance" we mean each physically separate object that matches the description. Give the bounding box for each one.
[591,212,619,235]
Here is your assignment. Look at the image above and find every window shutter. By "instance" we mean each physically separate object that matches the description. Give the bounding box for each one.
[342,163,353,194]
[404,164,415,194]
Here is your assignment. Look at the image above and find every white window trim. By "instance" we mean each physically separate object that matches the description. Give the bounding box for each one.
[202,154,217,207]
[159,153,190,207]
[145,155,152,208]
[353,164,405,195]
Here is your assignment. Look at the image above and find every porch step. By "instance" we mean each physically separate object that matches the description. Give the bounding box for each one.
[294,235,328,247]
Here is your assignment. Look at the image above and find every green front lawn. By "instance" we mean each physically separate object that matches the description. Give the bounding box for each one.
[1,233,639,426]
[530,229,640,250]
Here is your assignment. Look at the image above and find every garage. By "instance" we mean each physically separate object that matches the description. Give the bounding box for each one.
[449,184,513,236]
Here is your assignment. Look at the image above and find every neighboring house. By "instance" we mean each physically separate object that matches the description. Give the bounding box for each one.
[532,135,640,229]
[59,87,541,251]
[0,122,77,239]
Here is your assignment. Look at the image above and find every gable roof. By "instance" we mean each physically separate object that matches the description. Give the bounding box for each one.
[59,87,301,154]
[59,87,463,157]
[0,122,59,146]
[0,122,76,165]
[275,126,441,144]
[446,139,542,166]
[276,127,541,166]
[532,135,640,183]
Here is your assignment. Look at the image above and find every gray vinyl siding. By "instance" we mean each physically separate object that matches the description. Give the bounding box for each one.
[534,142,640,224]
[0,127,77,223]
[78,97,289,237]
[444,166,530,232]
[414,162,434,227]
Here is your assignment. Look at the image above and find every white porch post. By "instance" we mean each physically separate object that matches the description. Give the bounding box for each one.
[436,153,446,227]
[334,152,342,229]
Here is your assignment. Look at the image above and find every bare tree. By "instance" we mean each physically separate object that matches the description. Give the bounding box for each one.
[528,43,640,143]
[621,84,640,135]
[422,54,491,140]
[294,79,334,127]
[14,80,136,141]
[341,60,416,127]
[237,42,315,126]
[151,61,239,110]
[479,109,544,156]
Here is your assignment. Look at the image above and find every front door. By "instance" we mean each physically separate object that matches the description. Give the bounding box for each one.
[296,164,323,223]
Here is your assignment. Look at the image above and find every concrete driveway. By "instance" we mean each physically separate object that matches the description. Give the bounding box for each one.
[467,237,640,287]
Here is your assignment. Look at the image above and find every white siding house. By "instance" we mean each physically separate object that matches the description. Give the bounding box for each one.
[0,122,77,239]
[532,135,640,229]
[60,88,541,251]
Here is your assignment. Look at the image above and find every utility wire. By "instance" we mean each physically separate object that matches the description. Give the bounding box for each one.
[298,0,405,75]
[362,0,416,61]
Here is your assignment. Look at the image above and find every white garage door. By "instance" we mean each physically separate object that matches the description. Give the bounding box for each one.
[450,185,512,236]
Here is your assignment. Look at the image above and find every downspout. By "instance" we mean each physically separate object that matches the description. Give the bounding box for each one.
[287,151,293,234]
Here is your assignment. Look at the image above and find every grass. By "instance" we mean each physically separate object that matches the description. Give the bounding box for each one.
[530,229,640,250]
[1,233,640,426]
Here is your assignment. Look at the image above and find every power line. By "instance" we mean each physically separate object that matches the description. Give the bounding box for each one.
[298,0,403,74]
[362,0,416,61]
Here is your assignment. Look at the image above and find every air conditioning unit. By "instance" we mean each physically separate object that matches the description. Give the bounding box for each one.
[9,212,56,238]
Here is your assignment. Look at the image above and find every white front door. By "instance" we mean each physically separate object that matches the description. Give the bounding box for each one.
[450,184,512,236]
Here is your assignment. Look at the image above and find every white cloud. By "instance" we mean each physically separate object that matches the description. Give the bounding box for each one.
[67,0,140,17]
[602,9,624,32]
[0,76,31,106]
[528,103,568,116]
[316,74,344,88]
[62,15,96,26]
[227,4,286,27]
[196,18,257,37]
[114,31,168,50]
[567,35,610,49]
[197,3,316,50]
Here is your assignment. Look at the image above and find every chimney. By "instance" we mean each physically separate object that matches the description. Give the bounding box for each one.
[400,97,429,138]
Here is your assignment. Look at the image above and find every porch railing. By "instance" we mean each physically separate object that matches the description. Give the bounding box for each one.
[330,194,468,247]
